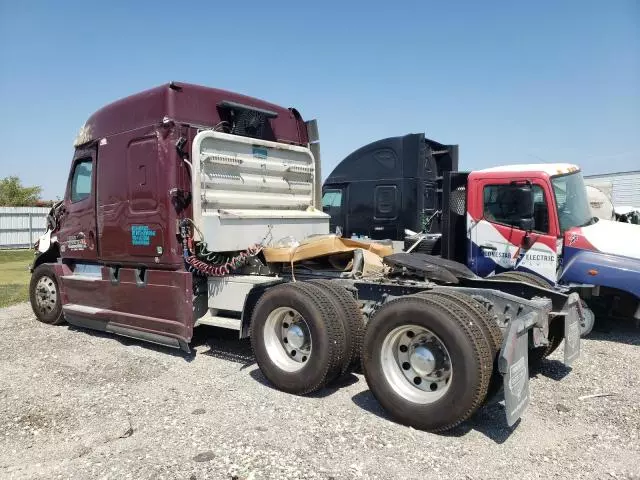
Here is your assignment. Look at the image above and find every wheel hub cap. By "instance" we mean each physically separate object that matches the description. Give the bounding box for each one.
[263,307,312,372]
[410,346,436,377]
[286,324,306,349]
[380,325,453,404]
[35,276,57,314]
[579,303,595,336]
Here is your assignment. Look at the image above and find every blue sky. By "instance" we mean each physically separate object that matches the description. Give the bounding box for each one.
[0,1,638,200]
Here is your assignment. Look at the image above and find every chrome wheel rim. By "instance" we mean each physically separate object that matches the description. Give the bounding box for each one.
[380,325,452,403]
[580,303,595,336]
[35,275,57,315]
[263,307,312,372]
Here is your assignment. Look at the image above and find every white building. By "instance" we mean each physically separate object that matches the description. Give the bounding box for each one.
[583,170,640,208]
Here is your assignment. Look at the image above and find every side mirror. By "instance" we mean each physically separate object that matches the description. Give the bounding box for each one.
[512,184,534,217]
[519,217,534,232]
[509,184,535,231]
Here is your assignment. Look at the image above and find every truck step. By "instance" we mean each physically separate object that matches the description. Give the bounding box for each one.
[194,312,241,331]
[62,304,183,350]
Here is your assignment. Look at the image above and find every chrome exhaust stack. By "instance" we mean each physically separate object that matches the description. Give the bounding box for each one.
[305,119,322,210]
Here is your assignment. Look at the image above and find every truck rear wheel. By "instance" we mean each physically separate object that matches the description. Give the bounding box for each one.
[29,264,64,325]
[250,282,347,395]
[308,280,364,373]
[416,290,502,354]
[416,290,504,402]
[362,295,493,432]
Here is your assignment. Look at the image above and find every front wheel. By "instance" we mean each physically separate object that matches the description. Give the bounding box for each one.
[579,299,596,337]
[29,264,64,325]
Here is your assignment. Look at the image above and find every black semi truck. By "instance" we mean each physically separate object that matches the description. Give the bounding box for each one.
[322,133,458,242]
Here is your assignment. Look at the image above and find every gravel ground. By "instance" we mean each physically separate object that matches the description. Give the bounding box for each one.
[1,302,639,480]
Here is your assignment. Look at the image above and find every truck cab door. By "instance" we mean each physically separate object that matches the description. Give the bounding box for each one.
[470,179,559,284]
[58,146,98,261]
[322,187,346,236]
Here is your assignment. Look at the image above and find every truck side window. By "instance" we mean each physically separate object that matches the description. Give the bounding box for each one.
[483,184,549,232]
[70,159,93,203]
[322,190,342,210]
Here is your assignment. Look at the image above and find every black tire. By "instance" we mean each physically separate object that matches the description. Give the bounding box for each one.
[490,271,552,289]
[250,282,347,395]
[29,264,64,325]
[308,280,364,374]
[544,317,565,356]
[416,290,503,354]
[491,272,563,368]
[412,293,495,405]
[362,295,493,432]
[417,290,504,402]
[528,316,564,369]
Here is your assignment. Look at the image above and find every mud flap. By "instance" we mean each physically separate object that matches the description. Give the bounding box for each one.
[564,292,581,365]
[498,312,535,427]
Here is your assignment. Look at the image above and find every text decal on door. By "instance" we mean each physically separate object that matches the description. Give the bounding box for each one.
[131,225,156,246]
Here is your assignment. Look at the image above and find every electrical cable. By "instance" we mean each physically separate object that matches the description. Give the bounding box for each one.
[183,159,193,177]
[179,219,267,277]
[213,121,230,132]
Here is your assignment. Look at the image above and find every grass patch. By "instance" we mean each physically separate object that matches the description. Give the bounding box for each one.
[0,249,35,307]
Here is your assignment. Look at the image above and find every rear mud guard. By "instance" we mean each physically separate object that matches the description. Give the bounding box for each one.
[498,292,581,426]
[563,292,581,365]
[498,311,534,426]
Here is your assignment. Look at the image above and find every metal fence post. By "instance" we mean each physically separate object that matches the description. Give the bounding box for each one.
[28,212,33,247]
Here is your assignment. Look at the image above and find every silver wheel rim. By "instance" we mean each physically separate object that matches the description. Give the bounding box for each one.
[580,304,595,336]
[263,307,312,372]
[35,275,57,315]
[380,325,452,404]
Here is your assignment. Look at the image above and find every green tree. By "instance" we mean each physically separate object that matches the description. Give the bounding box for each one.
[0,176,42,206]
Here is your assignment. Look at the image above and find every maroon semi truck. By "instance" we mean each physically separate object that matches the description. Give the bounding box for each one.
[29,82,581,432]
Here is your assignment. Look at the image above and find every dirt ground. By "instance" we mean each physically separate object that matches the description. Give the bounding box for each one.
[1,302,639,480]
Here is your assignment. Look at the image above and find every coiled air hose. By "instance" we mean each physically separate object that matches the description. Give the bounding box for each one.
[180,219,262,277]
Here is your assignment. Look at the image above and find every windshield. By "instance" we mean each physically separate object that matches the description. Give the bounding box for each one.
[551,172,594,232]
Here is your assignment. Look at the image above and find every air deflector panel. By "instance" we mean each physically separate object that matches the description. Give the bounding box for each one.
[191,131,329,252]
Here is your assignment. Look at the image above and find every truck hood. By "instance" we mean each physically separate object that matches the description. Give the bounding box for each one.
[566,219,640,260]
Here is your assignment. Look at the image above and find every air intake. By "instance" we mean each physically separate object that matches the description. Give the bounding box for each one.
[218,101,278,140]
